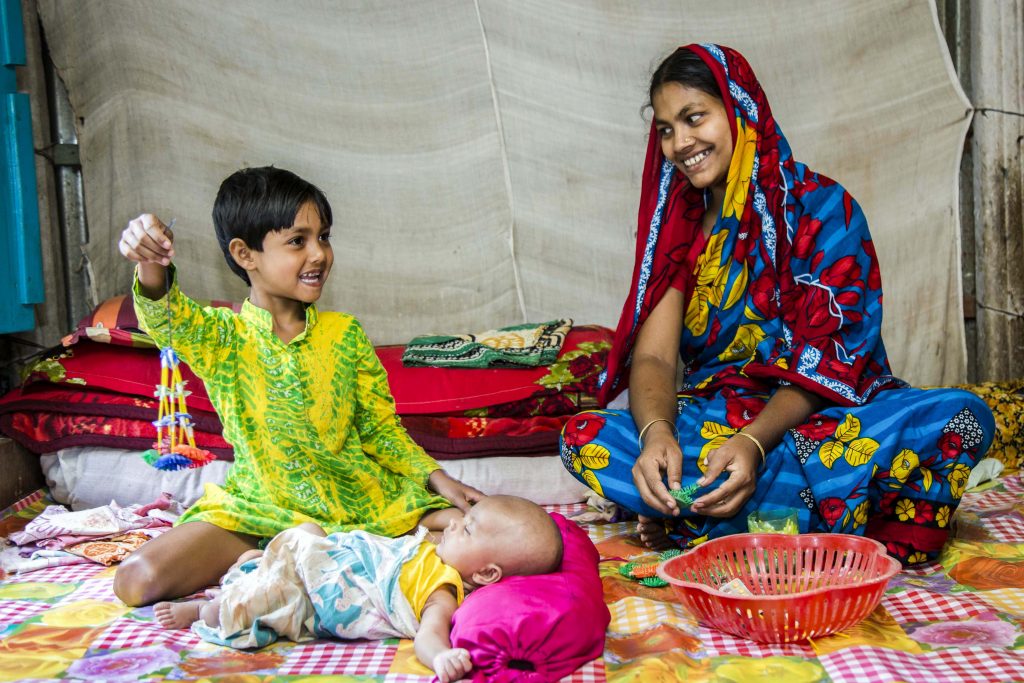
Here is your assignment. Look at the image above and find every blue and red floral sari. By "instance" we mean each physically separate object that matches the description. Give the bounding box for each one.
[561,44,994,563]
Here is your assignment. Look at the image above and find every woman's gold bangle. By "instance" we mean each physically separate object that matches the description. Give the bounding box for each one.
[638,418,678,450]
[736,430,766,465]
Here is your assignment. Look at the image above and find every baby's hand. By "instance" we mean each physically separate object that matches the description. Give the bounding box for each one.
[432,647,471,683]
[119,213,175,265]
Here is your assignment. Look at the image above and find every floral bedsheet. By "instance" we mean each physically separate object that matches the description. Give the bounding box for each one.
[1,477,1023,682]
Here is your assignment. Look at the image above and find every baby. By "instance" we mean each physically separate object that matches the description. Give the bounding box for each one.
[154,495,563,682]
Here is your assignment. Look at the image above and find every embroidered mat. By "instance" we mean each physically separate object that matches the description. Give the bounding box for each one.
[1,480,1023,682]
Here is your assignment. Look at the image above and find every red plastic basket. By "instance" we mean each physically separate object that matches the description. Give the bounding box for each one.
[657,533,900,643]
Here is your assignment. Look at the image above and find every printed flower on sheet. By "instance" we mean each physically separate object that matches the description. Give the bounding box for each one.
[605,652,710,682]
[37,599,128,628]
[0,582,77,602]
[65,644,179,679]
[178,648,285,676]
[949,555,1024,590]
[909,615,1020,649]
[0,653,71,681]
[713,655,826,682]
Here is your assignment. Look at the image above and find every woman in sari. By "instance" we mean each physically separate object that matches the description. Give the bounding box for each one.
[560,44,994,564]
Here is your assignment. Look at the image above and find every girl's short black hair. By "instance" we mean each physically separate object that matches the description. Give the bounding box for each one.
[212,166,333,285]
[649,47,722,107]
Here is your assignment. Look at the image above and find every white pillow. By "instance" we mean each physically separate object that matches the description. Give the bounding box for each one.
[41,447,589,511]
[41,446,230,511]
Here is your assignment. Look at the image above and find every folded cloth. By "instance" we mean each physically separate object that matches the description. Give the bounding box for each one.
[401,319,573,368]
[8,495,178,548]
[64,530,156,566]
[0,545,91,575]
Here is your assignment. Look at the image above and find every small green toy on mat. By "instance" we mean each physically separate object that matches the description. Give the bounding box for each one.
[619,549,684,587]
[669,483,700,506]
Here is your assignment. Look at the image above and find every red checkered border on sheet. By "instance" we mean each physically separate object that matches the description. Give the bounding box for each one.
[0,599,52,624]
[962,490,1019,512]
[5,562,104,583]
[699,627,816,658]
[92,616,202,651]
[821,644,1024,683]
[979,511,1024,543]
[0,488,46,517]
[881,588,992,624]
[999,473,1024,494]
[279,639,396,676]
[558,657,605,682]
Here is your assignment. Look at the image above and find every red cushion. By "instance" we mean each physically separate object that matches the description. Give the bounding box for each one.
[25,341,215,414]
[0,385,231,457]
[379,325,612,415]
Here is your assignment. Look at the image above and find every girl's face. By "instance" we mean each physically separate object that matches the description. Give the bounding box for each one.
[248,200,334,307]
[652,82,733,195]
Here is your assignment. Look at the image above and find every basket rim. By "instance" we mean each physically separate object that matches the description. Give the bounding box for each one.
[655,532,901,602]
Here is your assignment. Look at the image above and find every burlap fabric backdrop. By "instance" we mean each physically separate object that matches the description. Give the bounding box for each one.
[38,0,971,386]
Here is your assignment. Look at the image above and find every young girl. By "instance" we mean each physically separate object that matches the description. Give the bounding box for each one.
[114,166,483,606]
[560,44,995,564]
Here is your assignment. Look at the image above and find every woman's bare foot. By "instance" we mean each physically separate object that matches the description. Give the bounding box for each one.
[637,515,676,551]
[153,599,207,630]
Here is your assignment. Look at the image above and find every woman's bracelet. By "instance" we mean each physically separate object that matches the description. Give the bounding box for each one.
[736,430,766,465]
[638,418,678,450]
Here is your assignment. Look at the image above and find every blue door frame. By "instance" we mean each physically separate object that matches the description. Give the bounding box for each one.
[0,0,43,334]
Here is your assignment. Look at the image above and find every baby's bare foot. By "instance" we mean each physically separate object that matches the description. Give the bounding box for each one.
[153,599,206,630]
[637,515,676,551]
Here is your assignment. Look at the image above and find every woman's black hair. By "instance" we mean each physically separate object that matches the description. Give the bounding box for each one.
[212,166,333,285]
[649,47,722,107]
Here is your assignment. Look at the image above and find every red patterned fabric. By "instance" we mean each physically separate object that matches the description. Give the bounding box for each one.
[0,385,231,457]
[24,341,215,414]
[379,326,612,415]
[399,415,569,460]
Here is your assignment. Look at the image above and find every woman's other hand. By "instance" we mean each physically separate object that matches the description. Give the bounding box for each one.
[428,469,484,513]
[632,425,684,515]
[690,434,760,517]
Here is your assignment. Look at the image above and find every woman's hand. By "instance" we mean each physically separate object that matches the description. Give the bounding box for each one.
[690,434,761,518]
[428,469,484,513]
[119,213,175,265]
[631,426,683,516]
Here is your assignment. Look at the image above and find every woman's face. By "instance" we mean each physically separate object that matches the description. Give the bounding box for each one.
[652,82,733,194]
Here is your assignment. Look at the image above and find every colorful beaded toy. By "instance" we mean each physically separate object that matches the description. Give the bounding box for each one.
[140,220,216,472]
[619,549,684,587]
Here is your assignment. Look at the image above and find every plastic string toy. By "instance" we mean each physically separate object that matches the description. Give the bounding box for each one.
[618,485,699,587]
[619,549,683,587]
[669,483,699,506]
[140,219,216,472]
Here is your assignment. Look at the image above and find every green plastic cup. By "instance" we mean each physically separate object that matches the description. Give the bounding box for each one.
[747,507,799,534]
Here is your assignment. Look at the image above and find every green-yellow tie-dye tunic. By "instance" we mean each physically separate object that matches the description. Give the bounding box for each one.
[133,270,449,538]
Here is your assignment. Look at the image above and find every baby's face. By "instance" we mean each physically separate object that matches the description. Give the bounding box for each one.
[434,501,510,582]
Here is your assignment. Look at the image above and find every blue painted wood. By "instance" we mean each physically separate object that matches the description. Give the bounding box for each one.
[0,0,43,334]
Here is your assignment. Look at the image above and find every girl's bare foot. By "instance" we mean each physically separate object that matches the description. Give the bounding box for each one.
[637,515,676,551]
[153,599,207,630]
